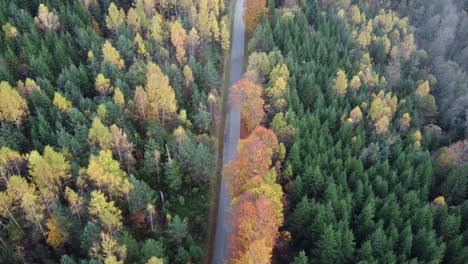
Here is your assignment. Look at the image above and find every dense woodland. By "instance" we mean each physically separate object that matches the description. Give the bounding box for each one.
[227,0,468,263]
[0,0,230,263]
[0,0,467,263]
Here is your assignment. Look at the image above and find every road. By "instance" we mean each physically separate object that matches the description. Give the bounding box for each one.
[212,0,245,263]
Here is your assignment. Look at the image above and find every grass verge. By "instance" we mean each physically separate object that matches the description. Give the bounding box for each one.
[205,0,236,263]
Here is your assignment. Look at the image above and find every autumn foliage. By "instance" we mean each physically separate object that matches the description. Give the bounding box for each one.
[244,0,268,36]
[229,194,279,264]
[225,126,283,263]
[224,126,278,197]
[231,79,265,133]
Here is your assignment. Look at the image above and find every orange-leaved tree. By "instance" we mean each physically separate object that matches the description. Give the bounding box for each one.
[243,0,268,36]
[226,126,284,264]
[224,125,279,197]
[231,79,265,134]
[224,135,272,198]
[229,193,279,264]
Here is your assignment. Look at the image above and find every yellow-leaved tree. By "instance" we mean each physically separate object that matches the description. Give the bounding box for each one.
[95,73,113,97]
[113,87,125,107]
[85,150,132,199]
[0,81,29,129]
[102,41,124,69]
[145,62,177,125]
[88,190,122,231]
[334,69,348,96]
[46,216,67,248]
[171,20,187,65]
[369,90,398,134]
[220,16,230,51]
[88,117,112,150]
[53,92,72,112]
[35,4,60,31]
[106,2,126,31]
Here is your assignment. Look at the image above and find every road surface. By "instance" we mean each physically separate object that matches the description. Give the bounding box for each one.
[213,0,245,263]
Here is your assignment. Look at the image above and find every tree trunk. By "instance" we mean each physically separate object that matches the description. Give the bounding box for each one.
[126,192,132,213]
[5,207,24,233]
[33,210,46,239]
[74,203,81,224]
[160,191,165,210]
[149,213,154,232]
[0,236,7,248]
[44,196,52,216]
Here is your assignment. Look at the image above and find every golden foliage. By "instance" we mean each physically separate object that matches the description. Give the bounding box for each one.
[145,62,177,124]
[88,117,112,150]
[86,150,130,199]
[209,11,220,41]
[16,78,40,97]
[134,33,148,57]
[220,16,231,51]
[95,74,113,97]
[334,69,348,96]
[113,88,125,107]
[350,75,361,91]
[46,216,67,248]
[433,196,446,206]
[244,0,268,36]
[36,4,60,31]
[350,106,363,125]
[106,2,126,31]
[0,81,29,128]
[102,41,124,69]
[2,23,18,38]
[53,92,72,112]
[89,191,123,231]
[171,20,187,64]
[415,81,430,97]
[412,130,422,148]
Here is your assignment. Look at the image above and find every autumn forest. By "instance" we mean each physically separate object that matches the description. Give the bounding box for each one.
[0,0,467,264]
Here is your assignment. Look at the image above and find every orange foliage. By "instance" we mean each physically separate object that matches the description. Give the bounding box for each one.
[226,126,284,263]
[225,136,272,198]
[436,140,468,168]
[231,79,265,133]
[244,0,268,36]
[46,216,66,248]
[229,193,279,263]
[234,238,271,264]
[250,126,279,155]
[225,126,279,197]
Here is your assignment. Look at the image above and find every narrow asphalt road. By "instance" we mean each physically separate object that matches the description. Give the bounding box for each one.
[212,0,245,263]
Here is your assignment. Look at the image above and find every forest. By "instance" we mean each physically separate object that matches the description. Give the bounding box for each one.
[0,0,467,263]
[224,0,468,263]
[0,0,229,263]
